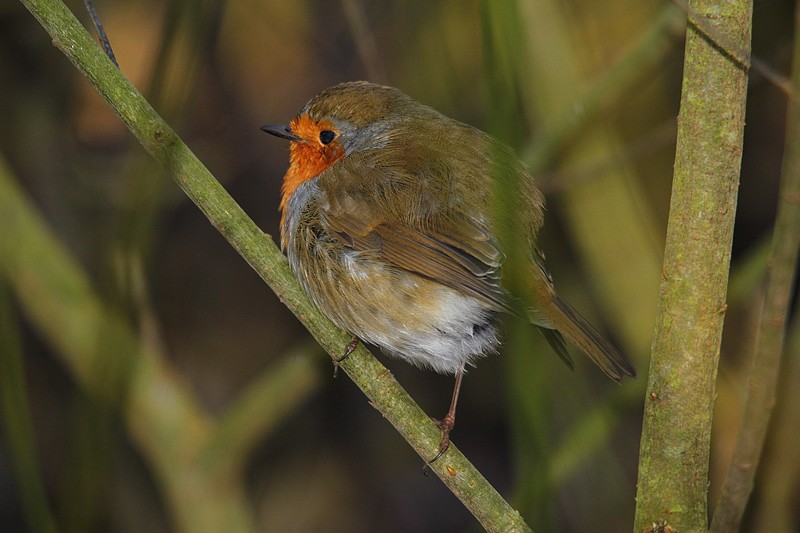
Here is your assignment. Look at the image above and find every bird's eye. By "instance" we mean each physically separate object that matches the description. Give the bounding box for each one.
[319,130,336,145]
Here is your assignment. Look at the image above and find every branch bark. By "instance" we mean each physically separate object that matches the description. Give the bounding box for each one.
[633,0,752,531]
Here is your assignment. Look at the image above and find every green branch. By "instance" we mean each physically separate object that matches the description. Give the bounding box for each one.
[634,1,752,531]
[17,0,533,531]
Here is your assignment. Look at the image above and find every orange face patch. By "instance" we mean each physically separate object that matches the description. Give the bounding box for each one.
[279,115,346,244]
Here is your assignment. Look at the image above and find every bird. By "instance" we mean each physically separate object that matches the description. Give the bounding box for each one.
[262,81,635,461]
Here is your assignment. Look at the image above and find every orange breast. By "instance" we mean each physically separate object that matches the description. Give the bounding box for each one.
[279,115,345,246]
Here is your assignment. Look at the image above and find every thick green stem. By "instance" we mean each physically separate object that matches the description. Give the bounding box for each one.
[634,1,752,531]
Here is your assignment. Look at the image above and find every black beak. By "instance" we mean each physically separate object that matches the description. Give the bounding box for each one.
[260,123,301,142]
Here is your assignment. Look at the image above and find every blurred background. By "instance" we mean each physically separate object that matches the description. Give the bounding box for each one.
[0,0,797,531]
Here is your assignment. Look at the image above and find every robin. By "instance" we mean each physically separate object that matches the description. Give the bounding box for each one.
[262,81,635,461]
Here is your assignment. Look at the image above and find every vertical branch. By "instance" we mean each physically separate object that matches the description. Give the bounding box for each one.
[710,2,800,529]
[633,0,752,531]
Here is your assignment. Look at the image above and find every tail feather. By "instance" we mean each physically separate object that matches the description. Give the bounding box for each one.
[537,327,574,371]
[521,249,636,381]
[540,294,636,382]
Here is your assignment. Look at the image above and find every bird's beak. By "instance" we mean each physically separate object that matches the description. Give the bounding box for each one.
[260,123,301,142]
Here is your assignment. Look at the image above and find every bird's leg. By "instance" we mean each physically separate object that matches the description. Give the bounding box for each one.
[333,337,360,378]
[428,364,465,464]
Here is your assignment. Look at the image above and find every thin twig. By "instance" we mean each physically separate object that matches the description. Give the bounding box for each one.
[672,0,791,95]
[83,0,117,67]
[340,0,388,83]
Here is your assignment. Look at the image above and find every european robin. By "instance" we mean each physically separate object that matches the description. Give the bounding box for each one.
[262,81,635,461]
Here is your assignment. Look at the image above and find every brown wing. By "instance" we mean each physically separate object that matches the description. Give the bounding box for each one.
[322,206,512,314]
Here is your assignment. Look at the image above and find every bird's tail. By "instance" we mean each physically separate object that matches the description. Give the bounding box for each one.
[535,293,636,382]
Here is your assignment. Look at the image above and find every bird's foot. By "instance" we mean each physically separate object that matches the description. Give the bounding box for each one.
[333,337,359,378]
[428,412,456,465]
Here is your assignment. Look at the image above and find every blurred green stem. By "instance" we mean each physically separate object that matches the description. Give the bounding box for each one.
[750,308,800,532]
[0,154,253,532]
[634,0,752,530]
[487,2,673,527]
[710,2,800,529]
[340,0,387,83]
[519,0,663,363]
[17,0,533,531]
[0,284,58,533]
[200,342,322,475]
[522,1,685,175]
[112,0,219,295]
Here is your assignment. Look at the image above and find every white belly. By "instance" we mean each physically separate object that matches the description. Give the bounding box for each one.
[311,250,500,374]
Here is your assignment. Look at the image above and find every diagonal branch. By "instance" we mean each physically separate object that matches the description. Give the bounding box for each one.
[17,0,533,530]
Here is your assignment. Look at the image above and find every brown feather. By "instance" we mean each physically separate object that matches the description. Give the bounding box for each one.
[323,209,512,314]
